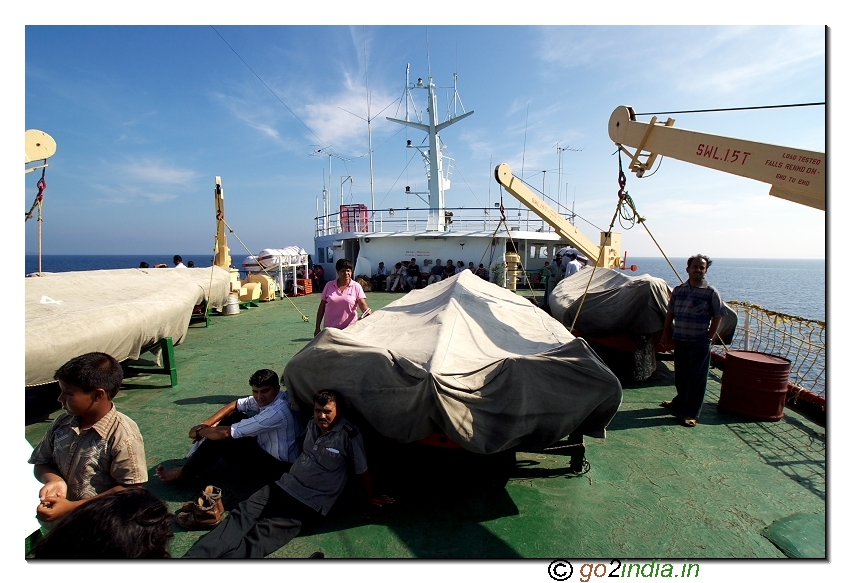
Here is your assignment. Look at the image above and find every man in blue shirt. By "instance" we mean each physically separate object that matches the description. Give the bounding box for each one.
[156,369,301,485]
[659,255,724,427]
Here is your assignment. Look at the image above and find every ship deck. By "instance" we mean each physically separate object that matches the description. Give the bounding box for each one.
[24,288,826,563]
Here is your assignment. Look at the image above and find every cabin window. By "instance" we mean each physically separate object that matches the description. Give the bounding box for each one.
[529,245,538,259]
[326,247,334,262]
[539,247,549,259]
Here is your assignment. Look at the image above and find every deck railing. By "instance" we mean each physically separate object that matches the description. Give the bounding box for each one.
[716,302,825,407]
[315,206,569,237]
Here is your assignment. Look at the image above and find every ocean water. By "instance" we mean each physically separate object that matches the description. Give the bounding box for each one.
[25,254,826,321]
[625,257,825,321]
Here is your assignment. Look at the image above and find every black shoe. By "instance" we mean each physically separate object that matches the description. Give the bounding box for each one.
[308,551,325,559]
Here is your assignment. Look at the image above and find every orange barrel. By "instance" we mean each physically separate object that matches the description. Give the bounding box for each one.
[718,350,791,421]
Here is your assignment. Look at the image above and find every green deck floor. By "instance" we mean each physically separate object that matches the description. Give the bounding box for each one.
[24,290,826,559]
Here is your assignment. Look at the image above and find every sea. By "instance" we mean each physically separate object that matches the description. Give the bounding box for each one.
[25,254,826,321]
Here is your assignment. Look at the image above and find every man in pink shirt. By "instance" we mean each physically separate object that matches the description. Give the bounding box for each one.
[314,258,372,335]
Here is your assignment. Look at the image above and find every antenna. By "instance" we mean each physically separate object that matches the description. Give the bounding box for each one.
[365,44,375,230]
[521,104,529,180]
[426,29,432,81]
[311,147,351,226]
[555,143,583,213]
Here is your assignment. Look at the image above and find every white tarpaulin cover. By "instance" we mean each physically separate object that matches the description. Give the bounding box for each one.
[549,268,671,337]
[26,267,231,387]
[284,270,623,454]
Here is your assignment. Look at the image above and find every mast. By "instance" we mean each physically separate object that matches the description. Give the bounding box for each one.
[387,67,473,231]
[365,47,375,231]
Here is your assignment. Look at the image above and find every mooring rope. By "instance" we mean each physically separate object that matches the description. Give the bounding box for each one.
[215,215,310,323]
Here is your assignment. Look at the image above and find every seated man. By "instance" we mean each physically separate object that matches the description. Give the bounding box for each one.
[371,261,390,291]
[405,257,421,289]
[444,259,456,277]
[387,262,405,291]
[156,369,301,486]
[29,352,148,523]
[428,259,444,285]
[184,390,394,558]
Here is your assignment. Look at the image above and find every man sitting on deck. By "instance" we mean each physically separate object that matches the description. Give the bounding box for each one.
[184,389,394,558]
[156,369,302,486]
[29,352,149,524]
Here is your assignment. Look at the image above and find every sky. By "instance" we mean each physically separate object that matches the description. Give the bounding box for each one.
[18,22,827,263]
[7,3,845,580]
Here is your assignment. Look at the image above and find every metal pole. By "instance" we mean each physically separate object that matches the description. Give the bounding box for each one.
[38,205,43,274]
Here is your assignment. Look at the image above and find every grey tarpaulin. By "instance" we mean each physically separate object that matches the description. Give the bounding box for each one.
[549,268,671,337]
[549,267,737,344]
[284,270,622,455]
[26,266,231,387]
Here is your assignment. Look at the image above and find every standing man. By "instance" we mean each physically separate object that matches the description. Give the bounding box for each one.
[543,256,564,310]
[659,254,725,428]
[565,251,582,277]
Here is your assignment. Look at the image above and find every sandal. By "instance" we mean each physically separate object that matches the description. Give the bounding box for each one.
[660,400,676,409]
[175,485,224,530]
[681,418,698,427]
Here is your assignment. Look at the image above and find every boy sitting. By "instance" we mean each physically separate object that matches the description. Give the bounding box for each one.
[29,352,148,523]
[184,389,394,558]
[156,369,302,486]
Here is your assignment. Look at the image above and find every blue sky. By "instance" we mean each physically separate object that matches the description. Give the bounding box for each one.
[8,6,844,579]
[19,23,826,262]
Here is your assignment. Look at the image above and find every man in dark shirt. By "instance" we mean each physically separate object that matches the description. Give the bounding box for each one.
[405,258,421,290]
[184,390,393,558]
[428,259,445,285]
[659,254,724,428]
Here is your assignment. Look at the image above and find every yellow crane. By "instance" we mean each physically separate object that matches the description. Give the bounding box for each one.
[494,163,623,268]
[608,105,824,211]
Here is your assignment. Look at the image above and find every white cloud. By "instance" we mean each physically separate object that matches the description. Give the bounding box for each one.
[117,159,201,185]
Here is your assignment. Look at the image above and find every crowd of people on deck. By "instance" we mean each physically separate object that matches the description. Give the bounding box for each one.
[27,251,722,558]
[27,350,392,559]
[370,257,484,292]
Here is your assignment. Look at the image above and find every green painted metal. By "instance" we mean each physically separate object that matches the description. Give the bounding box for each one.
[24,289,825,559]
[122,336,178,387]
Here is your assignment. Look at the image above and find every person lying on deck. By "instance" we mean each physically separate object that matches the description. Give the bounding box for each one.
[183,389,394,558]
[156,369,302,486]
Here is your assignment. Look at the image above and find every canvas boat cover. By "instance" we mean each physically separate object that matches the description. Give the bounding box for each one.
[549,267,737,344]
[284,270,623,455]
[25,266,231,387]
[549,268,671,337]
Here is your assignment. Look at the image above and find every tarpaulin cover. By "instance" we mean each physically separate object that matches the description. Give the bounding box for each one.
[25,267,231,387]
[549,268,671,337]
[284,270,623,454]
[549,267,737,344]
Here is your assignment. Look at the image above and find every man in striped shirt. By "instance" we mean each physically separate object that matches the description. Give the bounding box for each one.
[659,255,725,428]
[156,369,302,485]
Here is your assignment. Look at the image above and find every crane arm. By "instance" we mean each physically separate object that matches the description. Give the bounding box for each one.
[494,163,622,268]
[213,176,232,270]
[608,106,824,211]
